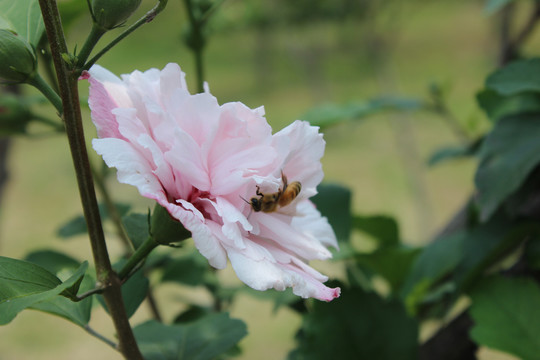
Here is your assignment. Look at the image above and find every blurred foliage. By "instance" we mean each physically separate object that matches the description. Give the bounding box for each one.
[3,0,540,360]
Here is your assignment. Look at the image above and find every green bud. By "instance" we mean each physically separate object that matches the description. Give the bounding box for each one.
[0,93,32,135]
[150,204,191,245]
[0,30,37,84]
[91,0,143,30]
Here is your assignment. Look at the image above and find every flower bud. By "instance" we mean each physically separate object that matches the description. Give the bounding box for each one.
[91,0,142,30]
[150,204,191,244]
[0,30,37,84]
[0,93,32,135]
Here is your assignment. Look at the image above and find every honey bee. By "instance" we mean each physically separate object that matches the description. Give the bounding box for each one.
[247,172,302,213]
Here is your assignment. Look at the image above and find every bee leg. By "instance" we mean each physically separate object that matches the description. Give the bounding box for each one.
[255,185,263,197]
[281,170,288,190]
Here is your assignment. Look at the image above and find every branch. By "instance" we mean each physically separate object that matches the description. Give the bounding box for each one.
[37,1,142,359]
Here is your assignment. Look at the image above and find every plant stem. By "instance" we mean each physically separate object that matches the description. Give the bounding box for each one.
[118,236,159,280]
[83,0,169,72]
[37,1,143,359]
[84,325,118,349]
[183,0,205,93]
[76,23,107,68]
[27,73,63,114]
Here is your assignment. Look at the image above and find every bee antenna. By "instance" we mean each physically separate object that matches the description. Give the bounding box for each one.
[239,195,251,205]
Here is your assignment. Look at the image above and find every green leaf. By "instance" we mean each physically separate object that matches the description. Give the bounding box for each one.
[401,231,465,299]
[355,246,420,294]
[24,249,81,275]
[123,212,150,248]
[57,203,131,238]
[133,313,247,360]
[470,276,540,360]
[23,250,94,327]
[161,252,213,287]
[0,257,87,325]
[476,89,540,123]
[486,58,540,96]
[475,113,540,221]
[353,215,399,247]
[0,0,44,46]
[428,138,482,167]
[31,273,94,327]
[453,214,539,292]
[289,284,418,360]
[302,97,425,128]
[311,183,352,243]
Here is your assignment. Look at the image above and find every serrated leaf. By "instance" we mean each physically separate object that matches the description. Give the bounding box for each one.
[470,276,540,360]
[133,313,247,360]
[486,58,540,96]
[0,257,87,325]
[0,0,44,46]
[289,284,418,360]
[311,183,351,243]
[475,113,540,221]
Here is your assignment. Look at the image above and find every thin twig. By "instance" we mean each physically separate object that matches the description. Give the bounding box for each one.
[84,325,118,350]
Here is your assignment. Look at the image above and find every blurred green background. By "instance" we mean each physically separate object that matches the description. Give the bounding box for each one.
[1,0,537,359]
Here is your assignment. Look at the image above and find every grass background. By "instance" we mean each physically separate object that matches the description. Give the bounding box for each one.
[1,0,538,359]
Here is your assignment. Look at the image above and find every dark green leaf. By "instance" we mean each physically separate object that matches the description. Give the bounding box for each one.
[133,313,247,360]
[57,203,131,239]
[289,284,418,360]
[470,276,540,360]
[0,0,44,46]
[161,252,212,287]
[24,249,80,275]
[486,58,540,96]
[525,236,540,270]
[0,257,87,325]
[353,215,399,247]
[428,138,482,167]
[31,273,94,327]
[303,97,425,128]
[401,231,465,300]
[123,212,150,248]
[311,183,351,243]
[453,214,540,292]
[475,113,540,221]
[476,89,540,123]
[355,246,420,293]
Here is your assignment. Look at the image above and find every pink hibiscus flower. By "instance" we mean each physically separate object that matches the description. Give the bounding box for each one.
[85,63,340,301]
